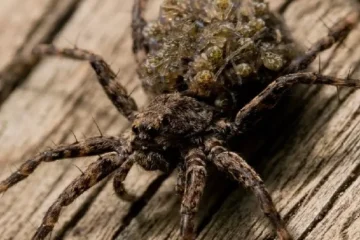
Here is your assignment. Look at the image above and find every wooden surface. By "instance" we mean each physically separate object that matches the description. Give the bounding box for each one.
[1,0,360,239]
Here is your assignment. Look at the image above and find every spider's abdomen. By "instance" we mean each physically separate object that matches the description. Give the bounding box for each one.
[139,0,299,109]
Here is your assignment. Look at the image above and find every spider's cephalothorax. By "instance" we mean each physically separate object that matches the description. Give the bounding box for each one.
[1,0,359,239]
[131,93,213,149]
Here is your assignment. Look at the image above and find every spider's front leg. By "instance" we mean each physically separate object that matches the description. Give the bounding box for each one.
[32,153,125,240]
[205,138,292,240]
[176,162,186,196]
[217,72,360,136]
[132,0,150,60]
[285,12,358,73]
[32,45,138,121]
[113,150,171,201]
[180,148,207,240]
[0,136,122,193]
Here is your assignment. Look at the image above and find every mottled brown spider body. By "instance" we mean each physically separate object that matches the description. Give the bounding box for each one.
[132,93,213,149]
[1,0,359,240]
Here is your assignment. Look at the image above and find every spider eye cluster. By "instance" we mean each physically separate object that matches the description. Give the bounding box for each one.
[132,125,139,134]
[139,0,297,108]
[132,123,159,140]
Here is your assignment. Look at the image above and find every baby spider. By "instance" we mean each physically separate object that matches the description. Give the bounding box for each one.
[1,0,359,239]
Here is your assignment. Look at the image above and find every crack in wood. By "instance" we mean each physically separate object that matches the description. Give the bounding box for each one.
[340,207,360,240]
[55,179,109,240]
[111,173,171,240]
[0,0,84,105]
[298,154,360,240]
[277,0,295,14]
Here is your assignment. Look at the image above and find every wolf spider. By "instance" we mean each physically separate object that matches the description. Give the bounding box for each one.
[1,0,359,239]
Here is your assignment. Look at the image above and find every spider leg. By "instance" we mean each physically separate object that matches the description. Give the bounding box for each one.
[216,72,360,136]
[176,162,186,196]
[285,12,358,73]
[205,138,292,240]
[136,150,171,172]
[113,150,171,201]
[32,153,125,240]
[132,0,149,61]
[113,153,136,201]
[180,148,207,240]
[0,136,123,193]
[32,45,138,121]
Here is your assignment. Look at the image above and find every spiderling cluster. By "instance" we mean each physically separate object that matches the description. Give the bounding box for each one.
[140,0,298,109]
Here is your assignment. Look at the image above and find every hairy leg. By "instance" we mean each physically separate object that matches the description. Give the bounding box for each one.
[285,12,358,73]
[0,136,124,194]
[205,137,291,240]
[32,45,138,121]
[113,150,170,201]
[176,162,186,196]
[132,0,149,61]
[180,148,207,240]
[215,72,360,136]
[113,153,136,201]
[32,153,126,240]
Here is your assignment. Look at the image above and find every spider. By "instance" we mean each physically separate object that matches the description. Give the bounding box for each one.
[1,0,359,239]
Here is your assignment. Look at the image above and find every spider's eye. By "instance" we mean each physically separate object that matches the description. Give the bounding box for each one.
[146,127,158,137]
[132,125,139,134]
[161,117,170,126]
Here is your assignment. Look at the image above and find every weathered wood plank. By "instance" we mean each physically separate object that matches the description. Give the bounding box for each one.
[0,0,82,103]
[1,0,360,240]
[0,0,58,70]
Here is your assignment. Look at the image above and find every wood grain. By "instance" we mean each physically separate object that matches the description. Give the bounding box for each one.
[1,0,360,240]
[0,0,82,103]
